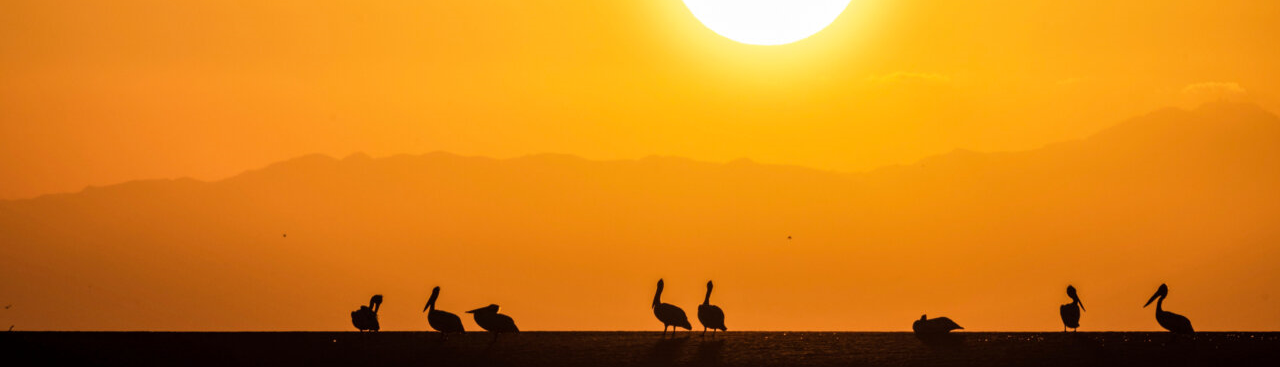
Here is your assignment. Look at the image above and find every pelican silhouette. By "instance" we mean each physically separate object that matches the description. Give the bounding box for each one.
[350,294,382,332]
[1059,285,1085,331]
[652,279,692,337]
[1144,283,1194,334]
[697,281,726,337]
[423,286,464,338]
[912,314,962,336]
[467,304,518,341]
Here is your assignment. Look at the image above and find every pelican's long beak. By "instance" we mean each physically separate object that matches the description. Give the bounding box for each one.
[1078,300,1086,312]
[1143,292,1160,308]
[423,303,430,312]
[466,306,487,313]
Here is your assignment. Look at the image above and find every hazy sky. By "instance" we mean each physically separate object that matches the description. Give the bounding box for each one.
[2,0,1278,200]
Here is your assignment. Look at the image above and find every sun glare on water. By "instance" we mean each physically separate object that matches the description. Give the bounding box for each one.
[682,0,852,46]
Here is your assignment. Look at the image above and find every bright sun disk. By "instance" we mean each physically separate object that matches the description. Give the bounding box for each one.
[682,0,852,46]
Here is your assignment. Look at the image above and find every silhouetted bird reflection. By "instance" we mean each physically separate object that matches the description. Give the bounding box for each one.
[467,304,518,341]
[351,294,382,332]
[913,314,962,336]
[423,286,464,338]
[652,279,691,337]
[1059,285,1085,331]
[697,281,726,337]
[1145,283,1194,334]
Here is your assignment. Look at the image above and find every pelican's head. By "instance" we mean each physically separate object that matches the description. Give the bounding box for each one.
[424,287,441,312]
[653,279,665,309]
[1144,283,1169,308]
[467,304,500,314]
[707,281,713,291]
[369,294,383,312]
[1067,285,1084,311]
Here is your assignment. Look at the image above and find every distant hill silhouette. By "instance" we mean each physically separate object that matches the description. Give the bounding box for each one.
[1,103,1278,331]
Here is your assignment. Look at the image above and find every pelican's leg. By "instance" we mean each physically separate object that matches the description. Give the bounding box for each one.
[702,327,707,337]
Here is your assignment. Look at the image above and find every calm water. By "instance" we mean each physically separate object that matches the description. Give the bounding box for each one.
[6,331,1279,366]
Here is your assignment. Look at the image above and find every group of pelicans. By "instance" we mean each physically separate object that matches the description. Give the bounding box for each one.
[351,281,1196,340]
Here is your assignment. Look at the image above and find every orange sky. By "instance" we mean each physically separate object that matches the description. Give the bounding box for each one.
[2,0,1278,200]
[1,1,1280,332]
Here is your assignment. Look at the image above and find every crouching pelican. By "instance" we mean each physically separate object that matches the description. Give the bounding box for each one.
[351,294,383,332]
[1144,283,1194,334]
[467,304,518,341]
[423,286,464,338]
[913,314,962,336]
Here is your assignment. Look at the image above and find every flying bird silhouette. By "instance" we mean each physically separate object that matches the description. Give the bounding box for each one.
[1059,285,1085,331]
[467,304,518,342]
[423,286,464,338]
[350,295,382,332]
[1145,283,1194,334]
[652,279,692,337]
[697,281,726,337]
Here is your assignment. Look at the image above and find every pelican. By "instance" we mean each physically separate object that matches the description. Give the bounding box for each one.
[652,279,692,337]
[423,286,464,338]
[697,281,726,337]
[467,304,518,341]
[912,314,962,336]
[1144,283,1194,334]
[350,294,383,332]
[1059,285,1085,332]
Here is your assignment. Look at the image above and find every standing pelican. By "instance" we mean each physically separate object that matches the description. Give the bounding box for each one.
[697,281,726,337]
[652,279,692,337]
[350,294,383,332]
[1059,285,1085,331]
[423,286,464,338]
[1144,283,1194,334]
[467,304,518,341]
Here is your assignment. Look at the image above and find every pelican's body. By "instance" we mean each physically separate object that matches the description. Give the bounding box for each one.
[423,287,464,337]
[1059,285,1085,331]
[467,304,518,340]
[697,281,726,336]
[350,295,383,332]
[652,279,692,336]
[1145,284,1194,334]
[912,314,962,336]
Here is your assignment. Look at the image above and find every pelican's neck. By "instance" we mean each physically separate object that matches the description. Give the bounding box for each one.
[652,286,662,308]
[1155,294,1165,312]
[703,287,712,305]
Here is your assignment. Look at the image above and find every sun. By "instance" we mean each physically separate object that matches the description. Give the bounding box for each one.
[682,0,852,46]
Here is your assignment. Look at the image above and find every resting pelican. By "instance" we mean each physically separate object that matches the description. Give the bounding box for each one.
[652,279,691,337]
[697,281,726,337]
[1144,283,1194,334]
[350,294,383,332]
[912,314,962,336]
[423,286,464,338]
[467,304,518,341]
[1059,285,1085,331]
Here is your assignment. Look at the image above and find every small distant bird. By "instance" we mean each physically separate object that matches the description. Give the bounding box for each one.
[350,295,383,332]
[652,279,692,337]
[1145,283,1194,334]
[787,236,792,240]
[282,234,287,238]
[697,281,726,337]
[913,314,963,337]
[423,286,465,338]
[467,304,518,341]
[1059,285,1085,331]
[3,305,9,309]
[7,325,12,332]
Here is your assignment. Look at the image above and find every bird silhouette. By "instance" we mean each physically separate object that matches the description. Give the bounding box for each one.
[652,279,692,337]
[912,314,962,336]
[350,294,382,332]
[1059,285,1085,331]
[1145,283,1194,334]
[423,286,464,338]
[467,304,518,341]
[697,281,726,337]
